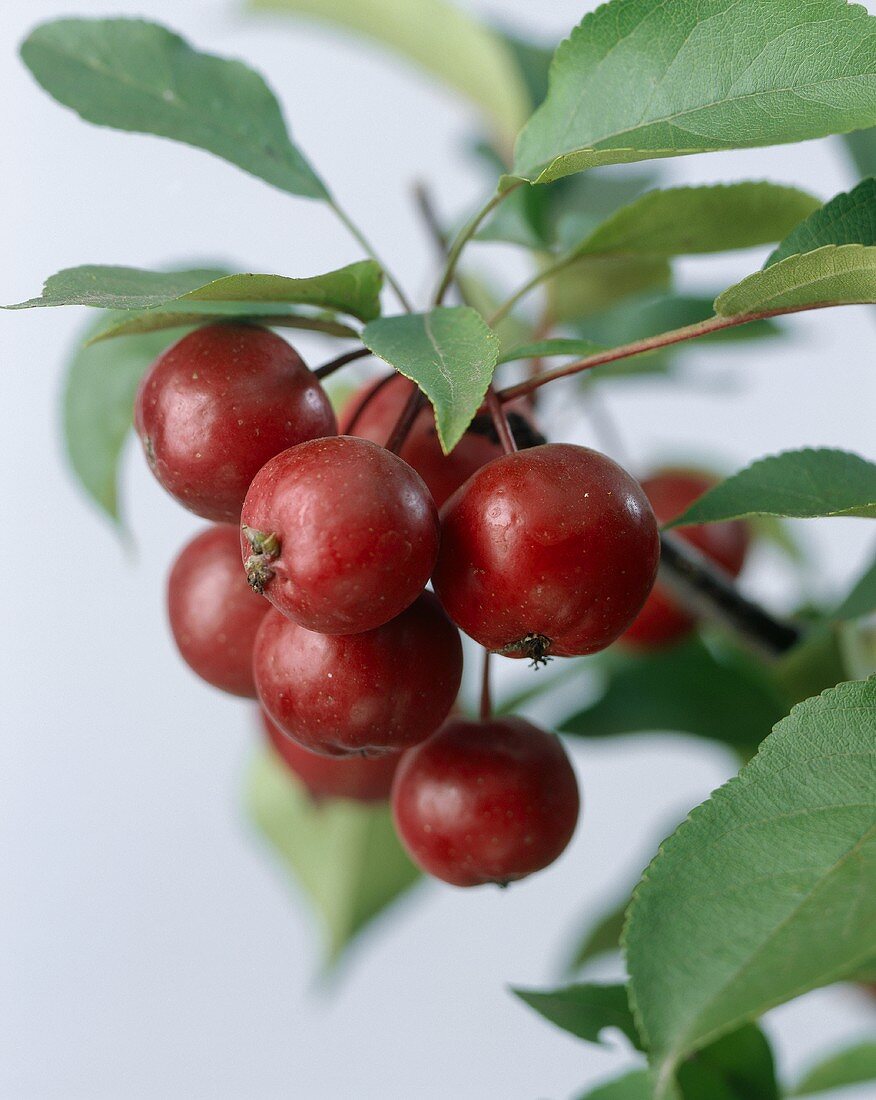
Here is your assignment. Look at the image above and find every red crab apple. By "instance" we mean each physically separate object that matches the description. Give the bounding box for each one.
[623,470,750,649]
[167,524,269,697]
[135,323,336,522]
[340,373,544,507]
[253,592,463,756]
[261,710,399,802]
[432,444,660,661]
[241,435,440,634]
[392,716,580,887]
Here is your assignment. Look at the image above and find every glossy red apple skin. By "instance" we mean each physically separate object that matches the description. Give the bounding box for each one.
[623,470,750,649]
[167,524,269,697]
[432,444,660,659]
[392,716,580,887]
[253,592,463,757]
[135,323,336,522]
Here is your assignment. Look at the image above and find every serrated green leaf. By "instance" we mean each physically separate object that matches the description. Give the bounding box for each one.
[574,184,820,260]
[20,18,327,199]
[559,638,786,756]
[834,551,876,621]
[792,1040,876,1096]
[511,0,876,185]
[497,338,604,366]
[715,244,876,316]
[767,179,876,267]
[576,1071,651,1100]
[514,983,642,1050]
[548,255,672,324]
[362,307,499,453]
[676,1024,779,1100]
[62,312,181,524]
[669,449,876,525]
[247,747,420,965]
[8,261,382,324]
[625,677,876,1098]
[248,0,530,153]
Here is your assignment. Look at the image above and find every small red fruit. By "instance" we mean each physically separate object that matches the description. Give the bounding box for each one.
[135,323,336,522]
[261,710,398,802]
[167,525,269,697]
[241,436,440,635]
[623,470,750,649]
[340,374,543,508]
[392,716,580,887]
[432,444,659,661]
[253,592,463,756]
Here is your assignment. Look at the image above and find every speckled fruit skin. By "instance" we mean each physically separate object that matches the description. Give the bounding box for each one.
[623,470,750,649]
[135,323,336,522]
[431,444,660,659]
[253,592,463,757]
[340,374,541,508]
[167,525,269,697]
[391,716,580,887]
[241,435,440,635]
[261,710,399,802]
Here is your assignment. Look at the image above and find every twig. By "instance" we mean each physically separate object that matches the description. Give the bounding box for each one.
[480,649,493,721]
[314,346,371,380]
[385,385,425,454]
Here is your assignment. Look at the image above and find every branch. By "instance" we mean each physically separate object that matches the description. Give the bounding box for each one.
[314,346,371,380]
[659,533,801,657]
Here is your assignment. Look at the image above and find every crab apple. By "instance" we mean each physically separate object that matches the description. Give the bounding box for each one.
[623,470,751,649]
[167,524,269,697]
[241,435,440,635]
[339,374,544,508]
[261,710,399,802]
[135,323,336,522]
[432,444,660,662]
[253,592,463,757]
[392,716,580,887]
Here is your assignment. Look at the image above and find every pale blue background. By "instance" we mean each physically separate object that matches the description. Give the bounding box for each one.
[1,2,875,1097]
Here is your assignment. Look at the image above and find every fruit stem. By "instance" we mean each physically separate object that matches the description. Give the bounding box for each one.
[659,533,802,656]
[488,252,578,328]
[385,385,425,454]
[433,185,523,306]
[479,649,493,721]
[485,387,518,455]
[342,371,398,434]
[242,525,280,595]
[314,346,371,379]
[328,198,415,313]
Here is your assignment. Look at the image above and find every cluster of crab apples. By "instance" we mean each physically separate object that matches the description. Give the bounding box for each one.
[139,322,749,887]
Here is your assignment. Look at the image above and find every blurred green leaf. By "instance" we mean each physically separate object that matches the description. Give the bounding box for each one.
[21,18,327,199]
[676,1024,779,1100]
[247,748,420,966]
[843,130,876,179]
[576,1072,651,1100]
[498,337,603,366]
[567,896,628,972]
[834,551,876,621]
[669,449,876,525]
[791,1040,876,1096]
[548,256,671,324]
[514,983,641,1049]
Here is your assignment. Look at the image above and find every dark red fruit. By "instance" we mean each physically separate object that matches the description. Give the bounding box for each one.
[432,444,660,661]
[392,716,580,887]
[241,436,440,635]
[261,710,398,802]
[167,524,269,697]
[253,592,462,756]
[135,323,336,522]
[623,470,750,649]
[340,374,543,508]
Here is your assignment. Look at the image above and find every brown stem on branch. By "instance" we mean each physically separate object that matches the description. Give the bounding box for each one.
[658,533,802,657]
[314,346,371,379]
[385,385,425,454]
[342,371,396,434]
[479,649,493,721]
[485,387,518,455]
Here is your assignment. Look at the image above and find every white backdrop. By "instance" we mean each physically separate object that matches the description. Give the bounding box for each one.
[2,2,875,1098]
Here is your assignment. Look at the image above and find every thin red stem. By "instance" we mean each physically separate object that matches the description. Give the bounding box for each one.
[385,385,425,454]
[343,371,396,434]
[486,387,518,454]
[314,346,371,380]
[479,649,493,721]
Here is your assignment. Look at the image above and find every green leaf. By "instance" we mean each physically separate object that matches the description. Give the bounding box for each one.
[625,677,876,1098]
[548,256,672,324]
[362,307,499,452]
[843,130,876,179]
[20,18,327,199]
[559,638,787,756]
[247,0,531,153]
[497,338,604,366]
[247,747,420,965]
[568,896,629,972]
[834,551,876,621]
[676,1024,779,1100]
[62,313,180,523]
[715,244,876,317]
[8,261,383,323]
[511,0,876,185]
[573,184,821,260]
[89,306,358,343]
[576,1072,651,1100]
[767,179,876,266]
[669,449,876,525]
[792,1040,876,1096]
[513,983,642,1050]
